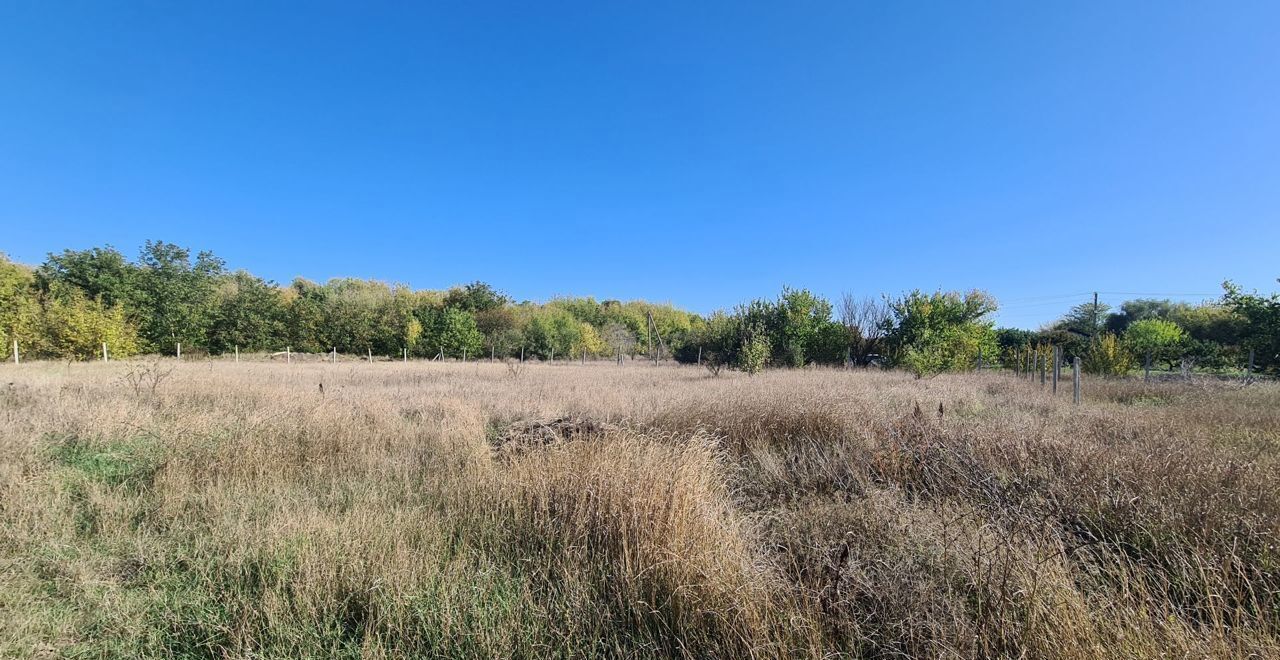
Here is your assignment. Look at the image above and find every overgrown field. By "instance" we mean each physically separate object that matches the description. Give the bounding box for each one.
[2,361,1278,658]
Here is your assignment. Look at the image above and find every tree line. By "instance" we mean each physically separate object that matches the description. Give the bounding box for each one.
[1,242,1276,375]
[0,242,698,362]
[682,286,1276,376]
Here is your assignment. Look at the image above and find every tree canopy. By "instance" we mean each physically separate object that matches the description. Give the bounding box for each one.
[3,242,1275,375]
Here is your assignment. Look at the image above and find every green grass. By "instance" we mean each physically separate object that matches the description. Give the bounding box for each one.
[47,434,163,491]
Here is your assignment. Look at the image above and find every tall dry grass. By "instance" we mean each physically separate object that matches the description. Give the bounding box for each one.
[0,360,1277,657]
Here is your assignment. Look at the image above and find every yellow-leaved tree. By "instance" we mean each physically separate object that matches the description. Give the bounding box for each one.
[0,254,42,360]
[39,284,140,360]
[572,321,608,357]
[1083,332,1134,376]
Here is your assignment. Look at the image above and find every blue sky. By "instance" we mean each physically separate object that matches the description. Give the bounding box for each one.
[2,2,1277,328]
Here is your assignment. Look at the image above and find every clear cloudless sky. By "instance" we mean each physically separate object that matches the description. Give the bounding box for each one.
[2,2,1278,328]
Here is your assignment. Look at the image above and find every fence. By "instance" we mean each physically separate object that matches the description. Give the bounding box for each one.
[991,345,1271,405]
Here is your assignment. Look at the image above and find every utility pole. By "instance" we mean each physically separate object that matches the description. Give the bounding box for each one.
[1092,292,1099,335]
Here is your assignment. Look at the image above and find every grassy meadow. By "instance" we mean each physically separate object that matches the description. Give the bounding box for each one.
[1,359,1278,658]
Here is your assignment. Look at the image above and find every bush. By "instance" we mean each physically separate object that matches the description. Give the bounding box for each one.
[738,334,770,376]
[1083,333,1134,375]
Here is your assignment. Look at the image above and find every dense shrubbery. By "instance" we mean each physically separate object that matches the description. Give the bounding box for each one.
[2,242,1274,373]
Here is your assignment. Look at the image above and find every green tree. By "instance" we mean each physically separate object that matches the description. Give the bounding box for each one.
[1124,318,1187,370]
[522,306,582,360]
[134,241,225,352]
[1222,280,1280,374]
[283,279,328,353]
[37,246,138,308]
[683,311,741,370]
[738,333,770,376]
[418,307,484,359]
[208,271,287,353]
[1104,298,1185,333]
[775,287,838,366]
[443,281,510,313]
[885,290,998,375]
[549,297,606,326]
[1056,300,1111,338]
[372,286,422,356]
[320,278,384,353]
[809,320,852,365]
[476,306,521,358]
[900,323,999,378]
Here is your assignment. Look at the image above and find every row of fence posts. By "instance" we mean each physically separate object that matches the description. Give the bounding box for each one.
[9,336,624,366]
[223,344,598,364]
[983,345,1082,404]
[997,346,1261,405]
[13,333,1256,388]
[7,335,1264,387]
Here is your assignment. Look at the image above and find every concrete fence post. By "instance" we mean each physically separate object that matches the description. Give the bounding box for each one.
[1073,357,1082,405]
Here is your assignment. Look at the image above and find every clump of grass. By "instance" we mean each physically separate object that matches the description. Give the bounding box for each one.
[47,434,163,490]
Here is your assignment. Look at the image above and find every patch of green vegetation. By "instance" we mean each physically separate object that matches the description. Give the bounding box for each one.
[46,434,164,491]
[56,555,236,658]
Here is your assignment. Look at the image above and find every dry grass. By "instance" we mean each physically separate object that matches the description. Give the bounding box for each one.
[1,360,1277,658]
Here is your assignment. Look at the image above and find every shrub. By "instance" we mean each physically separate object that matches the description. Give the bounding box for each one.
[738,334,770,376]
[1083,332,1134,375]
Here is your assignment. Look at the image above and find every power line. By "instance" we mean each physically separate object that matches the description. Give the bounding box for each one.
[998,292,1093,304]
[999,299,1094,309]
[1094,291,1218,297]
